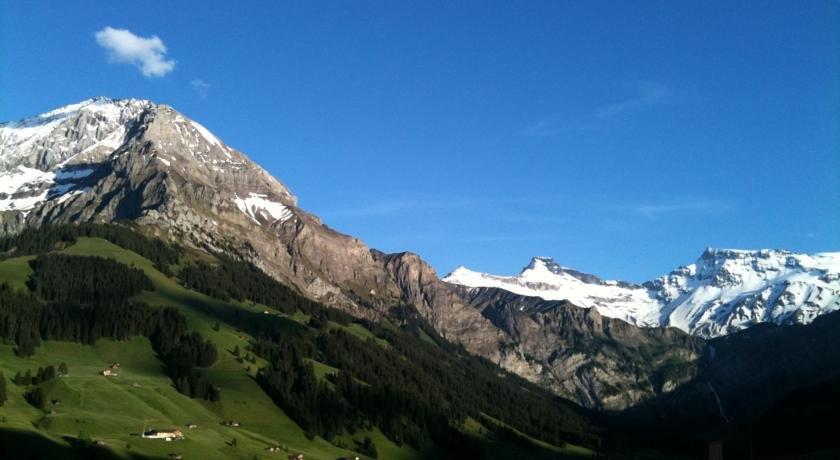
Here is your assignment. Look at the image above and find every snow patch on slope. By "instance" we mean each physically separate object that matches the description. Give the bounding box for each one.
[233,193,293,225]
[189,120,221,149]
[0,165,95,213]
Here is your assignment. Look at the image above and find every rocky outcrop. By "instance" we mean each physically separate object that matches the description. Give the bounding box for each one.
[459,287,705,409]
[375,251,505,358]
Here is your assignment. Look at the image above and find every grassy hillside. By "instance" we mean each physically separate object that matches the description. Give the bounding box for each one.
[1,237,409,459]
[0,233,594,459]
[0,255,33,290]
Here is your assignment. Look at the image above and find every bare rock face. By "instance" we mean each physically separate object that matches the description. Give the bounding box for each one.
[0,98,706,410]
[458,287,705,410]
[375,251,505,358]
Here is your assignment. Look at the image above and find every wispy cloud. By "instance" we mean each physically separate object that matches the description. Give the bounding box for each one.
[190,79,210,98]
[521,80,676,136]
[593,81,673,119]
[450,234,552,243]
[326,196,566,219]
[95,26,175,77]
[624,197,734,220]
[520,119,557,137]
[325,198,478,218]
[520,118,598,137]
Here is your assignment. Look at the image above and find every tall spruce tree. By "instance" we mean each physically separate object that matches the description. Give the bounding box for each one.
[0,371,7,406]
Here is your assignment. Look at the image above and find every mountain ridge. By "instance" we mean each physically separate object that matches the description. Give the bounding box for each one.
[444,249,840,338]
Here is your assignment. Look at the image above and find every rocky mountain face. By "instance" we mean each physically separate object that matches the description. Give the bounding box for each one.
[4,98,827,412]
[445,251,840,338]
[456,286,704,409]
[0,97,503,360]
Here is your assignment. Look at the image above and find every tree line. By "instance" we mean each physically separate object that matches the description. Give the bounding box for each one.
[12,364,66,386]
[0,223,181,275]
[178,257,351,324]
[28,254,153,305]
[0,282,220,402]
[249,309,598,456]
[1,250,219,402]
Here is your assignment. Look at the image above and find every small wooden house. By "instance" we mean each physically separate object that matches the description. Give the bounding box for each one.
[142,429,184,441]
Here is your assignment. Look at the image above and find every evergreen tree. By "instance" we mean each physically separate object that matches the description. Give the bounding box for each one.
[0,371,7,406]
[360,436,378,459]
[15,334,36,357]
[25,386,45,409]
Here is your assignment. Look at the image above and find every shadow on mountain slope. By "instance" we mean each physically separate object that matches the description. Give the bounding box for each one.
[606,310,840,458]
[0,428,153,460]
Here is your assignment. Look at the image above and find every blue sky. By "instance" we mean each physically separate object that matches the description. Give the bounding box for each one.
[1,1,838,282]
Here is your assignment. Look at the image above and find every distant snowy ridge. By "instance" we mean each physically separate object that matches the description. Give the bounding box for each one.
[444,250,840,337]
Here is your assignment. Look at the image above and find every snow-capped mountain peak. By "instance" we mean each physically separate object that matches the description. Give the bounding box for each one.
[521,256,629,286]
[0,97,154,172]
[444,249,840,337]
[445,257,662,326]
[0,98,296,219]
[0,98,157,215]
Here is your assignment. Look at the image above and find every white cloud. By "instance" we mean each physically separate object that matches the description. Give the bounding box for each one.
[95,26,175,77]
[191,79,210,98]
[626,198,734,220]
[521,80,676,136]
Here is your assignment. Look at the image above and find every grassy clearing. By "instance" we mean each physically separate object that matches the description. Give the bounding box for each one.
[334,426,420,460]
[0,255,34,290]
[328,321,389,348]
[305,358,339,382]
[417,329,439,347]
